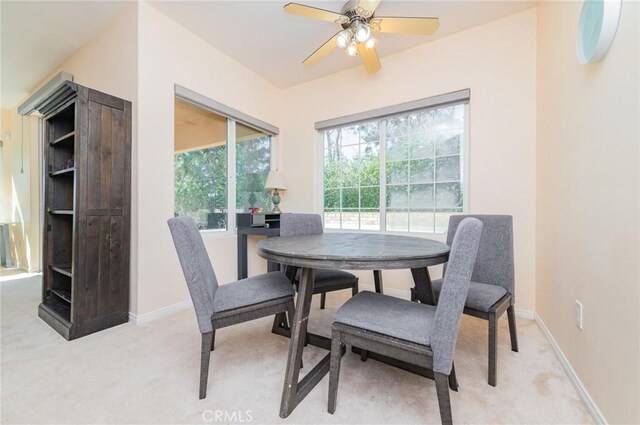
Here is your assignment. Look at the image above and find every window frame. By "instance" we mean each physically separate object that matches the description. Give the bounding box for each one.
[317,93,470,235]
[174,86,279,235]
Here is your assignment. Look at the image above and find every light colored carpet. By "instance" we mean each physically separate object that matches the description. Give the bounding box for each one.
[1,275,592,424]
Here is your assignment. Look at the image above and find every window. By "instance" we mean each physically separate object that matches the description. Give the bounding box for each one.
[235,122,271,213]
[322,100,467,234]
[174,96,274,231]
[324,122,381,230]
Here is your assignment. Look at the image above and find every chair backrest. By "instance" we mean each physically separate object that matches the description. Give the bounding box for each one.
[431,217,483,375]
[167,216,218,334]
[445,215,514,300]
[279,213,324,237]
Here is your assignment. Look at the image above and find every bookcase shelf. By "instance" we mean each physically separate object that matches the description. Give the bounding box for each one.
[50,289,72,304]
[49,167,75,177]
[50,130,75,148]
[50,264,72,278]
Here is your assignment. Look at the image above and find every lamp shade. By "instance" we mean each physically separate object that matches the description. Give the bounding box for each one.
[264,169,288,190]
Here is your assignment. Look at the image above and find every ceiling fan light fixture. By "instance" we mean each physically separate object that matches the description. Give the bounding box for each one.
[354,22,371,43]
[336,29,351,49]
[284,0,440,74]
[347,41,358,56]
[365,37,377,49]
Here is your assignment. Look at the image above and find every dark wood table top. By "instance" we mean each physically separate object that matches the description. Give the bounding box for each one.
[257,232,450,270]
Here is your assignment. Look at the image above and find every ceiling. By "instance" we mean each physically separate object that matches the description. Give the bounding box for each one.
[150,0,535,89]
[1,0,535,109]
[1,1,132,108]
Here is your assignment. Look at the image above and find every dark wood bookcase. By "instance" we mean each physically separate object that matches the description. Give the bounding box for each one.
[38,82,131,340]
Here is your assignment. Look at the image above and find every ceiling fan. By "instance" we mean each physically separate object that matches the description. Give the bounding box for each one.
[284,0,439,74]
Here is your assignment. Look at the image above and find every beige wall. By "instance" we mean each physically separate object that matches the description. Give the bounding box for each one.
[0,109,39,271]
[536,1,640,424]
[280,8,538,311]
[136,3,283,315]
[7,4,640,420]
[2,5,138,293]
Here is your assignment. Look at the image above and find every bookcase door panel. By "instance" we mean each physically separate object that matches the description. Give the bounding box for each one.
[86,101,127,212]
[78,216,127,324]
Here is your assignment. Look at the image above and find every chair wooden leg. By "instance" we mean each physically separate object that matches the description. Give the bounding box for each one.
[410,288,417,302]
[320,293,327,310]
[200,332,214,399]
[449,362,458,391]
[507,304,519,352]
[488,311,497,387]
[434,372,453,425]
[271,312,288,333]
[210,329,216,351]
[360,349,368,362]
[328,329,342,414]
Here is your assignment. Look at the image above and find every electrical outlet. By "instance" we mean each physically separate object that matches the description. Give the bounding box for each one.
[575,300,584,330]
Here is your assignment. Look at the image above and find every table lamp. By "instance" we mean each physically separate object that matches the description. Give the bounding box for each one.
[264,169,288,214]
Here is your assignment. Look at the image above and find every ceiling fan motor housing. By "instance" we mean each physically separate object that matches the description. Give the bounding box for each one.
[340,0,374,29]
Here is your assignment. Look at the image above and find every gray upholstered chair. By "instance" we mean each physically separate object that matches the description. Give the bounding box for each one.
[328,218,483,425]
[279,213,358,309]
[430,215,518,387]
[168,216,295,399]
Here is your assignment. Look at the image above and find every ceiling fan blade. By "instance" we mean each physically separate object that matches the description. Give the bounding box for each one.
[376,16,439,35]
[358,0,382,13]
[357,43,381,74]
[284,3,343,23]
[303,33,340,67]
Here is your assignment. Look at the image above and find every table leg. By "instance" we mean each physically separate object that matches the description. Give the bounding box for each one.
[279,267,331,418]
[266,233,280,273]
[411,267,436,306]
[373,270,383,293]
[272,265,332,349]
[237,233,248,280]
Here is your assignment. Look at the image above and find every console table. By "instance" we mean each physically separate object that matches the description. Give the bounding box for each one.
[236,213,280,279]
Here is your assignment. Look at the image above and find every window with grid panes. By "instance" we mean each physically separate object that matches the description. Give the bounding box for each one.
[322,102,466,233]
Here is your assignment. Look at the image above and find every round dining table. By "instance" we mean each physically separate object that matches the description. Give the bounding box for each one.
[257,232,450,418]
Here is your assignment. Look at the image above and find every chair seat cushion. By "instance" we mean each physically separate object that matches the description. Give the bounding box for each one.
[333,291,435,346]
[294,268,357,293]
[432,278,507,312]
[213,272,294,314]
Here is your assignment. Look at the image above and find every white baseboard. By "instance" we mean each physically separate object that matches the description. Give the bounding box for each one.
[129,299,193,325]
[535,314,607,425]
[515,308,534,320]
[359,284,535,320]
